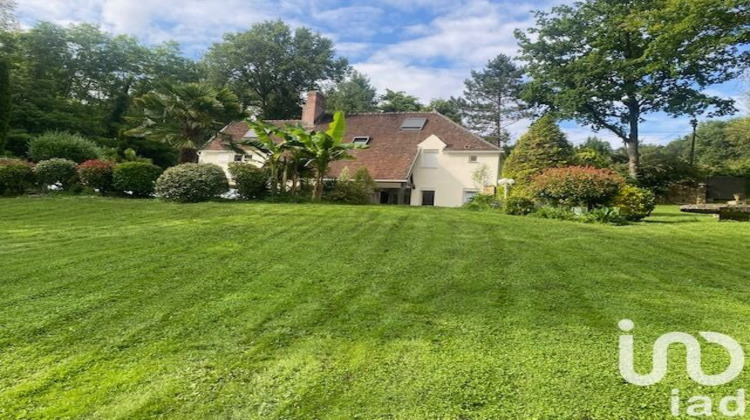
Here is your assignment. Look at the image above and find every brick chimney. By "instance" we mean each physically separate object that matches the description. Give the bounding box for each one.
[302,91,325,126]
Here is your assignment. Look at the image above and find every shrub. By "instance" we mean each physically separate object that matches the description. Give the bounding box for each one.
[155,163,229,202]
[532,205,577,221]
[503,196,536,215]
[113,162,163,198]
[530,166,625,209]
[228,162,268,200]
[325,167,376,204]
[463,194,502,211]
[28,132,101,163]
[0,159,34,195]
[613,185,656,221]
[77,160,115,194]
[34,158,78,188]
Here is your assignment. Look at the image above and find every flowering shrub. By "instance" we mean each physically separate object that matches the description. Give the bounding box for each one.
[530,166,625,209]
[228,162,268,200]
[28,132,101,163]
[0,159,34,195]
[34,158,78,189]
[155,163,229,202]
[113,162,163,198]
[613,185,656,221]
[77,160,114,194]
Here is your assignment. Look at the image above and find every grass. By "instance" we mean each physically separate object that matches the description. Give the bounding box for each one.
[0,196,749,419]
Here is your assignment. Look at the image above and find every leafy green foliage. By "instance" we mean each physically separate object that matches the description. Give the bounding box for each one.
[324,70,378,114]
[530,166,625,209]
[378,89,423,112]
[28,132,101,163]
[203,20,347,119]
[77,160,115,194]
[502,196,535,215]
[425,98,463,124]
[502,115,573,184]
[325,167,377,204]
[635,146,704,196]
[461,54,526,145]
[462,194,502,211]
[666,117,750,177]
[5,22,200,141]
[228,162,269,200]
[516,0,749,177]
[614,185,656,221]
[155,163,229,203]
[112,161,163,198]
[126,82,243,161]
[0,158,33,195]
[34,158,77,188]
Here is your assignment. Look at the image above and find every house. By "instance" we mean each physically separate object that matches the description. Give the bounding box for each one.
[199,92,502,207]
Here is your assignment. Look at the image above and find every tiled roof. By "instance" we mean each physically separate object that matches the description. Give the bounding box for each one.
[202,112,500,180]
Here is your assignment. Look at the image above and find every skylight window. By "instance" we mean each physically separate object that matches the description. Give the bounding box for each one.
[352,136,370,145]
[400,117,427,131]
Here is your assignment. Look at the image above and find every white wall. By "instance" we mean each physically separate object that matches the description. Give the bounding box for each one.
[410,135,500,207]
[198,150,265,179]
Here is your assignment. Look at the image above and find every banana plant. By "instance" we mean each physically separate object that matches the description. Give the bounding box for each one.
[288,112,367,200]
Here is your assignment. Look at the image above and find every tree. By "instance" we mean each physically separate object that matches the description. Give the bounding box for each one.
[462,54,527,146]
[425,98,463,124]
[665,117,750,175]
[0,0,18,32]
[324,70,378,114]
[0,58,9,153]
[502,115,573,184]
[378,89,423,112]
[516,0,750,178]
[126,82,243,163]
[203,20,348,119]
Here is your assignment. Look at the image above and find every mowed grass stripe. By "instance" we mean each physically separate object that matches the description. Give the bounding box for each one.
[0,197,749,418]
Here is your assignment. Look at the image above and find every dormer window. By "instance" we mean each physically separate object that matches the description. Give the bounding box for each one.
[352,136,370,145]
[400,117,427,131]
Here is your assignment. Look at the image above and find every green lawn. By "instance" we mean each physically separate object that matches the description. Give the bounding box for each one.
[1,197,748,419]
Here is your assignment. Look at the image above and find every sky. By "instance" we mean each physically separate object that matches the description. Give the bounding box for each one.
[16,0,749,147]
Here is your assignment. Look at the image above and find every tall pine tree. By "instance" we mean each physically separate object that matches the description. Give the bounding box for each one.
[462,54,527,146]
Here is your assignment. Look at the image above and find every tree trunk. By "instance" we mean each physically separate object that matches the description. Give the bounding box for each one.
[625,105,640,179]
[179,148,198,163]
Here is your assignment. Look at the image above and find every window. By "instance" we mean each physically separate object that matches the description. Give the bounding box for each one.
[463,190,478,204]
[469,155,478,163]
[421,190,435,206]
[352,136,370,145]
[400,117,427,131]
[421,150,438,168]
[234,154,244,162]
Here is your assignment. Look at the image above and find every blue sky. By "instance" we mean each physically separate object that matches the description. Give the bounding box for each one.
[17,0,748,146]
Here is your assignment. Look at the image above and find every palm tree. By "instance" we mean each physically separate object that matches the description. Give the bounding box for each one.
[127,82,243,162]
